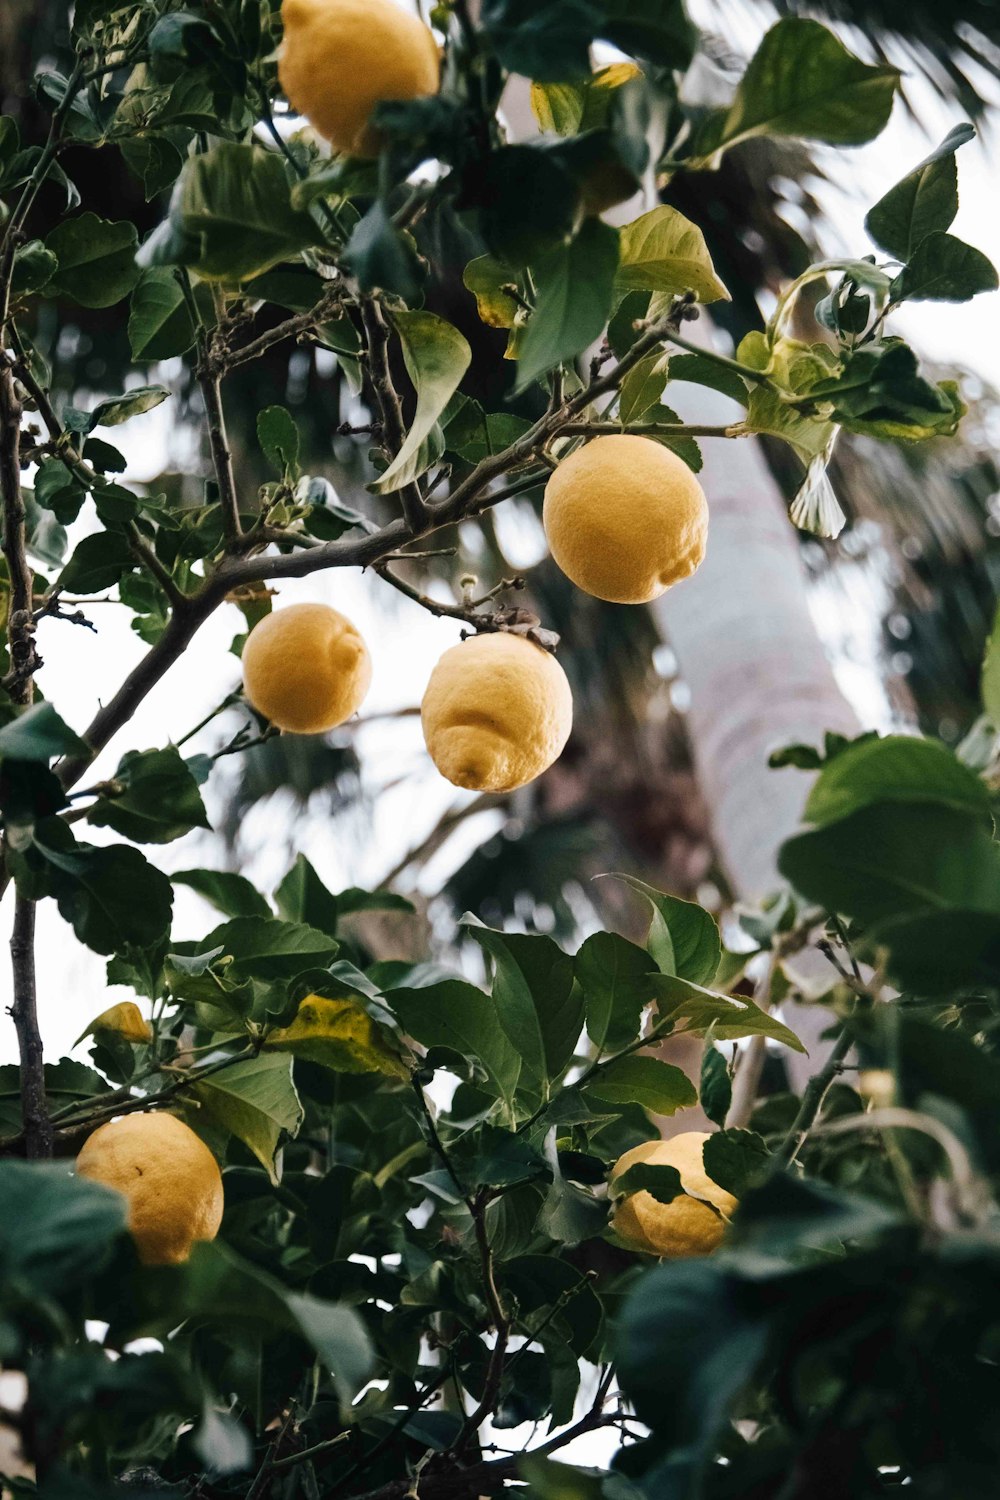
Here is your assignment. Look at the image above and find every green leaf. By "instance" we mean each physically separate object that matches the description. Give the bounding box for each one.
[667,352,749,407]
[463,920,583,1087]
[517,217,619,392]
[0,1162,125,1294]
[893,231,998,304]
[388,980,521,1108]
[44,212,141,307]
[530,61,642,137]
[0,702,87,762]
[87,746,211,844]
[190,1052,303,1184]
[344,199,422,301]
[372,312,471,494]
[982,603,1000,726]
[128,267,198,361]
[588,1054,696,1115]
[700,1044,732,1128]
[616,206,729,304]
[285,1292,375,1409]
[172,868,272,919]
[481,0,597,82]
[274,854,339,935]
[802,734,991,828]
[19,820,173,954]
[865,123,975,261]
[744,384,833,464]
[710,19,898,154]
[702,1128,770,1195]
[11,238,58,297]
[33,458,87,523]
[87,385,171,429]
[200,916,339,981]
[603,874,721,984]
[257,404,301,480]
[618,350,668,423]
[138,143,320,283]
[575,931,655,1053]
[651,973,806,1052]
[601,0,695,68]
[611,1160,684,1204]
[58,530,136,593]
[780,802,1000,928]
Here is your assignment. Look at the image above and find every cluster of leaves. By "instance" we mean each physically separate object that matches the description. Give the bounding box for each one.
[2,0,1000,1497]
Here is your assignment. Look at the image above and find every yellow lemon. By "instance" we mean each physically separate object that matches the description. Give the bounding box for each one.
[610,1132,736,1259]
[543,434,709,604]
[421,631,573,792]
[76,1112,224,1266]
[279,0,441,157]
[242,602,371,734]
[75,1001,153,1047]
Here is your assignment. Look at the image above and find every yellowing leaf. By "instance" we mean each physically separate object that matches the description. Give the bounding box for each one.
[265,995,409,1079]
[531,63,642,137]
[372,311,471,495]
[463,256,520,331]
[616,207,730,304]
[74,1001,153,1047]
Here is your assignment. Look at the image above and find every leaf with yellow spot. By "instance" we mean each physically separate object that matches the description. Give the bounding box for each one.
[264,995,409,1079]
[74,1000,153,1047]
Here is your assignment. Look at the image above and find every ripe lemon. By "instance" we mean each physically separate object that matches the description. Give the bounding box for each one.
[76,1112,224,1266]
[610,1132,736,1259]
[421,631,573,792]
[543,434,709,604]
[279,0,441,158]
[242,602,371,734]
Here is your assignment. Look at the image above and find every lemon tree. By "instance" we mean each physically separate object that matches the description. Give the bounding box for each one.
[0,1,999,1497]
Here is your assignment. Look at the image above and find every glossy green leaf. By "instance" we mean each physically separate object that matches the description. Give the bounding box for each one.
[616,206,729,304]
[372,312,471,493]
[87,746,211,844]
[710,19,899,154]
[779,802,1000,927]
[172,868,273,920]
[575,930,656,1053]
[865,123,975,261]
[603,874,721,984]
[44,212,141,307]
[190,1052,303,1184]
[893,231,998,303]
[388,980,521,1108]
[0,702,87,762]
[802,734,991,828]
[588,1054,696,1115]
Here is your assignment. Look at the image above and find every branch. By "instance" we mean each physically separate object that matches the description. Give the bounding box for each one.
[197,360,242,542]
[8,898,52,1159]
[0,366,40,697]
[217,286,347,374]
[376,566,525,630]
[361,297,427,532]
[773,1022,853,1170]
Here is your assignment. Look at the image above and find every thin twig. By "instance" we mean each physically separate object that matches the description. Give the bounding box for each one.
[361,297,427,532]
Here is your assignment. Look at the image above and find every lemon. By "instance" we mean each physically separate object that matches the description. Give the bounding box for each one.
[543,434,709,604]
[279,0,440,158]
[76,1112,224,1266]
[242,602,372,734]
[610,1132,737,1259]
[421,631,573,792]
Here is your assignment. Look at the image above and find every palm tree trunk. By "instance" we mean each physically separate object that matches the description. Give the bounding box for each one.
[654,381,860,1090]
